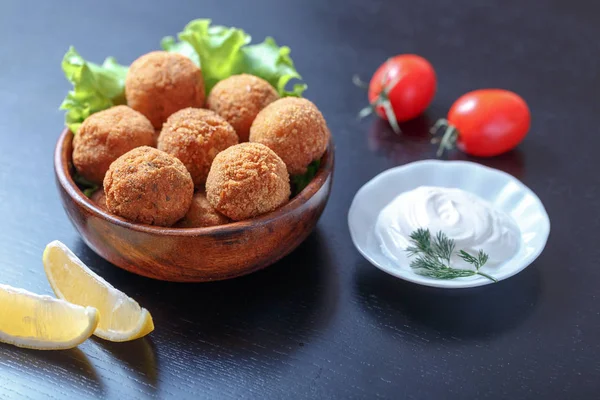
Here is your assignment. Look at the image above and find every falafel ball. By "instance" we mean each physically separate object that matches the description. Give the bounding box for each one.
[125,51,205,129]
[175,190,230,228]
[103,146,194,226]
[249,97,330,175]
[90,189,107,211]
[206,143,290,221]
[207,74,279,142]
[158,108,239,186]
[73,105,156,185]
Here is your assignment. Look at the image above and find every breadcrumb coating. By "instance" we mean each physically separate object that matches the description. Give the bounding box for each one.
[91,189,107,210]
[175,190,230,228]
[158,108,239,186]
[249,97,330,175]
[125,51,205,129]
[73,105,156,184]
[207,74,279,142]
[103,146,194,226]
[206,143,290,221]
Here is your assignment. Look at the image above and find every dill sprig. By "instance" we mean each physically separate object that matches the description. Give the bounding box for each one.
[405,228,497,283]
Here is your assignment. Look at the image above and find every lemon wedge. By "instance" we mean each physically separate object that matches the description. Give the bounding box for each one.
[0,283,98,350]
[43,241,154,342]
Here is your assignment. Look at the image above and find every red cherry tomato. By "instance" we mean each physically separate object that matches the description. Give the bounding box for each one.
[368,55,437,126]
[435,89,531,157]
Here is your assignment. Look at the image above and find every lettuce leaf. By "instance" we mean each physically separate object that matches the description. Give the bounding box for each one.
[237,38,307,97]
[291,159,321,196]
[61,19,306,132]
[167,19,251,92]
[163,19,306,96]
[60,47,127,133]
[72,172,99,198]
[160,36,200,67]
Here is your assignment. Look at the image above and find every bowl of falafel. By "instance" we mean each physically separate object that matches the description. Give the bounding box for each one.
[55,21,334,282]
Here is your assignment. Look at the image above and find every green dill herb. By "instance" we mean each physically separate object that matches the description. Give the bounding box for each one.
[405,228,497,283]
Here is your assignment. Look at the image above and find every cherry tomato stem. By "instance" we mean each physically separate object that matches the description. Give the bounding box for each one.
[430,119,458,157]
[355,62,402,133]
[376,88,401,134]
[432,89,530,157]
[357,54,437,133]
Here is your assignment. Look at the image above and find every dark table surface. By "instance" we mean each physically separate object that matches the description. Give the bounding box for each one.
[1,0,598,398]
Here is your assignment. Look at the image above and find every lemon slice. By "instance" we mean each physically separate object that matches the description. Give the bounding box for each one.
[43,241,154,342]
[0,283,98,350]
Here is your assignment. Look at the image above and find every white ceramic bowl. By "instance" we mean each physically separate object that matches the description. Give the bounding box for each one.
[348,160,550,288]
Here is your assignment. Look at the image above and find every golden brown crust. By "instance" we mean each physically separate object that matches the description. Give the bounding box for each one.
[207,74,279,142]
[73,105,156,185]
[175,190,230,228]
[125,51,205,129]
[205,143,290,221]
[249,97,330,175]
[103,146,194,226]
[157,108,239,187]
[90,189,107,210]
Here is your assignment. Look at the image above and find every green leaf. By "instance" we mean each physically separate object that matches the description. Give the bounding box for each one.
[83,187,98,198]
[408,228,432,256]
[432,230,455,264]
[160,36,200,66]
[236,37,307,97]
[406,229,496,282]
[62,20,308,133]
[291,159,321,196]
[171,19,306,96]
[59,47,128,133]
[459,249,490,271]
[72,171,98,198]
[176,19,251,93]
[458,250,479,266]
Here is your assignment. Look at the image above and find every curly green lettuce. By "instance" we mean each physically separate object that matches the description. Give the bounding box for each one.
[162,19,250,92]
[162,19,306,96]
[61,20,306,133]
[291,159,321,196]
[237,37,307,97]
[60,47,128,133]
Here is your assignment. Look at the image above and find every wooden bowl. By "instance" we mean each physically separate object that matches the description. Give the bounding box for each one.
[54,128,334,282]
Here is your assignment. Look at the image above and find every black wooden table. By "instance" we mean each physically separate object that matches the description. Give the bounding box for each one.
[1,0,598,398]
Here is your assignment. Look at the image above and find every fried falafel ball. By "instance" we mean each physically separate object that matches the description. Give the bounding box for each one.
[175,190,230,228]
[103,146,194,226]
[158,108,239,186]
[125,51,205,129]
[73,105,156,185]
[249,97,330,175]
[206,143,290,221]
[207,74,279,142]
[90,189,107,211]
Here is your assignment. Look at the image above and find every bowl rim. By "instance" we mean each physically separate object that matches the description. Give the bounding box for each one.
[55,128,334,236]
[348,159,551,289]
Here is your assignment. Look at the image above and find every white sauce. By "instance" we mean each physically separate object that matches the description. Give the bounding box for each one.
[375,186,520,267]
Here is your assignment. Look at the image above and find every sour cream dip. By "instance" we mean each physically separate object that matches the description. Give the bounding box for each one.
[375,186,520,266]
